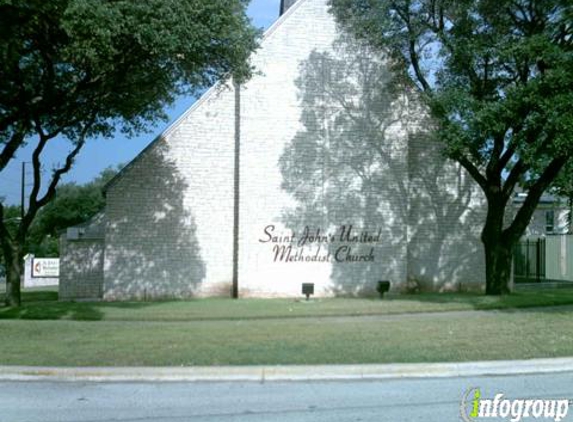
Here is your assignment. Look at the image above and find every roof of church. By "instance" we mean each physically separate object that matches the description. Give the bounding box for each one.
[104,0,310,194]
[281,0,299,15]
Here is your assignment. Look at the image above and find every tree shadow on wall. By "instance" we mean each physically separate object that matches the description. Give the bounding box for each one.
[104,140,206,300]
[279,35,483,295]
[407,124,484,292]
[279,35,410,296]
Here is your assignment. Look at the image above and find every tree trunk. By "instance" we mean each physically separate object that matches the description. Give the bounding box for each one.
[483,238,513,295]
[481,193,514,296]
[3,244,22,307]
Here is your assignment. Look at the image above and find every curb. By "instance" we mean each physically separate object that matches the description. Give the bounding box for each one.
[1,358,573,382]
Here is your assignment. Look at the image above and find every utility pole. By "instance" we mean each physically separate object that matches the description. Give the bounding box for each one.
[20,161,25,220]
[232,81,241,299]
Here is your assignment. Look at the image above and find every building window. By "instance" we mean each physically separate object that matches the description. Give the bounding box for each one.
[546,210,555,234]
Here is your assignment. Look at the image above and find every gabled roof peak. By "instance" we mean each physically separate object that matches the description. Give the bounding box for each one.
[280,0,299,15]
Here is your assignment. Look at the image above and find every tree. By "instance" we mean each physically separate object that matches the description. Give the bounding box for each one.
[27,167,119,257]
[329,0,573,294]
[0,0,259,306]
[1,168,117,268]
[0,203,19,270]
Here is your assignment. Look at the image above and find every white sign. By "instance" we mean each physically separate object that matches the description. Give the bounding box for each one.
[32,258,60,278]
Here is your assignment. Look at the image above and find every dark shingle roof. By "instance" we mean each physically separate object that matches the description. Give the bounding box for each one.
[280,0,299,15]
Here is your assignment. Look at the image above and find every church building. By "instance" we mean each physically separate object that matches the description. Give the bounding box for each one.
[59,0,486,301]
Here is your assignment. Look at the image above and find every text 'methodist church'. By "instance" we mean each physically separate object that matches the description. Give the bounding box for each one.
[60,0,486,301]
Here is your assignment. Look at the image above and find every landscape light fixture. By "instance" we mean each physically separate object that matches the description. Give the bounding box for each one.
[302,283,314,301]
[376,280,391,298]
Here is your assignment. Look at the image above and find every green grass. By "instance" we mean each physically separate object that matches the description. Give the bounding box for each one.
[0,288,573,366]
[2,288,573,322]
[0,308,572,366]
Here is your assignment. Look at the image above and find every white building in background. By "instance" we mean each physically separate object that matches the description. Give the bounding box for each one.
[60,0,487,301]
[514,193,571,237]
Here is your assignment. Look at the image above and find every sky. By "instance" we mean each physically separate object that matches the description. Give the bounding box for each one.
[0,0,282,205]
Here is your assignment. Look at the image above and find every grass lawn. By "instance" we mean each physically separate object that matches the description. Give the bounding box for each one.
[2,288,573,321]
[0,288,572,366]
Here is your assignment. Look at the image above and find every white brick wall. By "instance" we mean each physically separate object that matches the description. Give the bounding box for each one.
[99,0,487,300]
[237,0,414,296]
[407,126,486,292]
[60,239,104,300]
[103,121,235,299]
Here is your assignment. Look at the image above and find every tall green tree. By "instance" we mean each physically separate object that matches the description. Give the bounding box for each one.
[0,203,19,270]
[1,167,116,267]
[0,0,259,306]
[329,0,573,294]
[27,167,119,257]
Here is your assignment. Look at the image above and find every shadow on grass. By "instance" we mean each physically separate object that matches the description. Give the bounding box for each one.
[0,289,162,321]
[2,288,573,322]
[386,289,573,312]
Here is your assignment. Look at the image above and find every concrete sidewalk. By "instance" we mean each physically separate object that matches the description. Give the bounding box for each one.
[1,357,573,383]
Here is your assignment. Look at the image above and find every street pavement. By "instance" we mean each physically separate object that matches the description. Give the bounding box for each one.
[2,371,573,422]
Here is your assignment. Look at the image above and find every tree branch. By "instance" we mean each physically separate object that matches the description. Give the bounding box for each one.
[37,137,86,210]
[455,153,488,192]
[502,158,527,197]
[486,132,507,181]
[498,143,516,174]
[0,112,22,135]
[40,120,94,210]
[0,203,14,251]
[408,37,431,92]
[391,2,432,92]
[504,156,568,242]
[19,127,50,234]
[21,117,92,234]
[0,129,27,172]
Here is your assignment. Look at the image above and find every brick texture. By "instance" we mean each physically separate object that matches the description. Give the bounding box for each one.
[65,0,487,300]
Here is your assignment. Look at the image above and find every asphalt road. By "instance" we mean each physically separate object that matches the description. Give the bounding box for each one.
[2,372,573,422]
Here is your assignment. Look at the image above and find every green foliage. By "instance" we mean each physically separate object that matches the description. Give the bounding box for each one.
[0,0,259,305]
[1,167,117,259]
[28,167,118,257]
[0,204,20,266]
[329,0,573,293]
[554,160,573,197]
[329,0,572,173]
[0,0,259,145]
